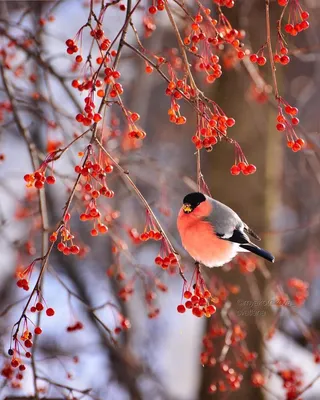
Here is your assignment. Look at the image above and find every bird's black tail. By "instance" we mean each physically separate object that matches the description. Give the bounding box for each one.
[240,244,275,263]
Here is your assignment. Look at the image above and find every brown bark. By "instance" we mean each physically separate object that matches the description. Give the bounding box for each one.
[197,2,282,400]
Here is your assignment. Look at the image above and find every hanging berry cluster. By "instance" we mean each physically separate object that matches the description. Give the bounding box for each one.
[191,101,235,152]
[51,213,82,256]
[177,269,217,317]
[281,1,310,36]
[75,146,114,236]
[155,237,179,273]
[16,259,39,291]
[203,321,259,394]
[23,151,58,189]
[287,278,309,306]
[8,301,54,373]
[140,210,162,241]
[276,99,304,151]
[230,142,256,176]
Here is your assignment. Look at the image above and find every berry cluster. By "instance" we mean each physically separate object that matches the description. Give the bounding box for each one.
[165,68,191,125]
[177,271,217,317]
[23,151,58,189]
[148,0,165,15]
[282,3,310,36]
[74,148,115,236]
[50,213,85,256]
[16,260,39,291]
[279,368,303,400]
[140,211,163,242]
[30,301,55,317]
[251,371,266,387]
[250,50,267,66]
[114,316,131,334]
[276,100,305,151]
[66,321,84,332]
[213,0,235,7]
[155,237,179,272]
[287,278,309,306]
[75,95,102,126]
[230,142,256,176]
[65,38,78,55]
[208,362,244,393]
[191,102,235,152]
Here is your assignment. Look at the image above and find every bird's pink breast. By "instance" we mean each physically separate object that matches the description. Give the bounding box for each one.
[177,209,235,267]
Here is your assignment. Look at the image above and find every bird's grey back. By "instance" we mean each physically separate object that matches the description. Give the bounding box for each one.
[205,196,243,237]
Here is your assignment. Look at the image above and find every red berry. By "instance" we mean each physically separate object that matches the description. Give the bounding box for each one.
[276,123,286,132]
[46,175,56,184]
[280,55,290,65]
[230,165,241,176]
[36,302,44,311]
[257,56,266,66]
[149,5,157,14]
[34,327,42,335]
[57,242,65,252]
[246,164,257,174]
[93,113,102,122]
[24,339,32,348]
[46,308,55,317]
[249,54,258,63]
[177,304,186,313]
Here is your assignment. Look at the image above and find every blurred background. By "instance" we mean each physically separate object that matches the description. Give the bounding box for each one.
[0,0,320,399]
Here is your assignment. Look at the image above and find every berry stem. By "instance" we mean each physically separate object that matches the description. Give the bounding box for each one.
[95,137,187,282]
[265,0,280,100]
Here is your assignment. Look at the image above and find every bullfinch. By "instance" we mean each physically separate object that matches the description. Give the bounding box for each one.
[177,192,275,267]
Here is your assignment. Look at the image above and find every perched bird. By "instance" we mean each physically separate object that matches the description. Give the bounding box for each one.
[177,192,275,267]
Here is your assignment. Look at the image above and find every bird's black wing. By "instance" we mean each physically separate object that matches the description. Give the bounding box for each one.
[217,229,275,263]
[216,228,249,244]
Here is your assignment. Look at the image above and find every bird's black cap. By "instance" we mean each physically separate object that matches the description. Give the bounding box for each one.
[183,192,206,210]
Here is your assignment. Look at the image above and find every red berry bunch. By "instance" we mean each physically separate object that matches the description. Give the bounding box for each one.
[1,362,15,382]
[118,281,134,302]
[209,362,244,393]
[236,255,257,274]
[276,100,305,152]
[282,1,310,37]
[177,271,217,318]
[230,142,256,176]
[287,278,309,306]
[126,227,141,245]
[191,101,235,151]
[65,38,78,55]
[274,34,290,65]
[75,95,102,127]
[165,70,191,125]
[75,148,116,235]
[23,151,58,189]
[114,316,131,334]
[249,46,267,66]
[154,237,178,272]
[155,251,178,270]
[16,260,39,291]
[279,368,303,400]
[140,211,163,241]
[67,321,84,332]
[167,101,187,125]
[148,0,165,15]
[251,371,266,387]
[213,0,235,7]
